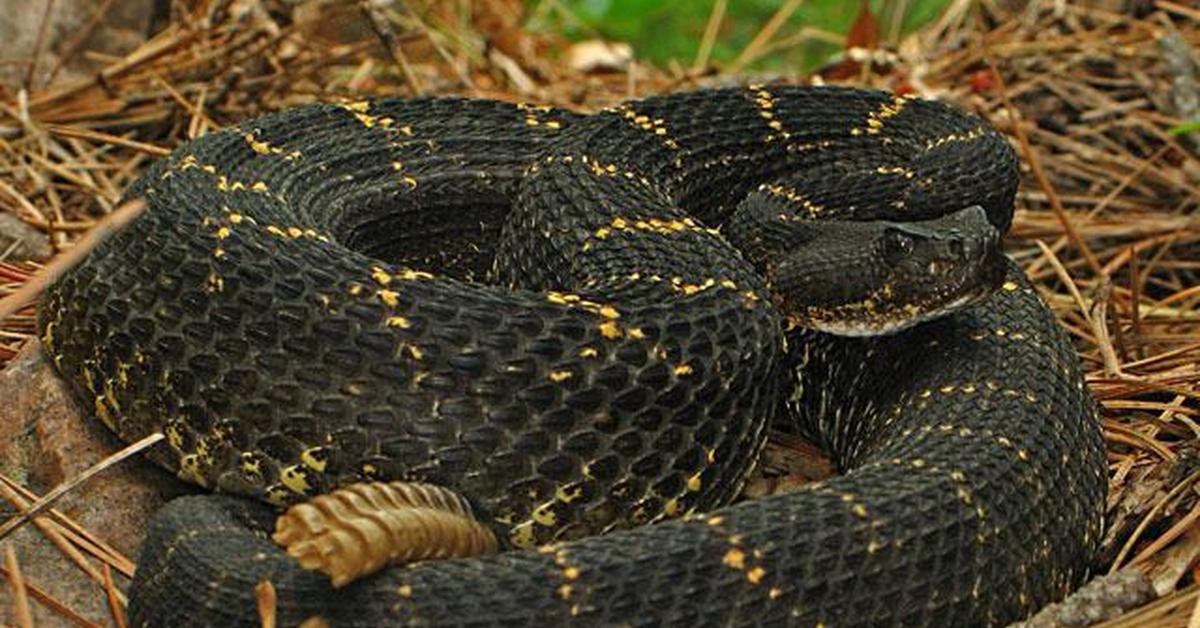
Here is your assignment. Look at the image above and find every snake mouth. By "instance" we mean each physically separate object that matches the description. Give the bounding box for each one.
[788,270,1000,336]
[764,206,1005,336]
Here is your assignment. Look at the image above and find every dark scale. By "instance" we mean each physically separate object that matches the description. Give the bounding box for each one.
[38,86,1105,627]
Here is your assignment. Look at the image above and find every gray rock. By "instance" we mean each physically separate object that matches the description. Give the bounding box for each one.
[0,213,52,262]
[0,340,188,625]
[0,0,158,89]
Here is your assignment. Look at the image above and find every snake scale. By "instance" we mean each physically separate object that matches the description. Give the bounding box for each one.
[38,85,1107,626]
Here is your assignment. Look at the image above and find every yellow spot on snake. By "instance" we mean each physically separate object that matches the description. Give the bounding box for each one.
[674,364,694,376]
[165,424,184,450]
[207,272,224,294]
[377,290,400,307]
[280,466,311,493]
[686,472,702,492]
[93,396,116,430]
[579,347,598,358]
[556,485,584,503]
[372,267,393,285]
[398,584,412,597]
[747,566,767,584]
[178,454,208,487]
[723,548,746,570]
[300,448,327,472]
[599,320,622,339]
[386,316,411,329]
[875,165,914,178]
[398,268,434,281]
[549,370,573,382]
[532,502,558,526]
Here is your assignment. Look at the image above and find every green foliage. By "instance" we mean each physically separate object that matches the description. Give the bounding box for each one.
[1168,119,1200,135]
[531,0,953,71]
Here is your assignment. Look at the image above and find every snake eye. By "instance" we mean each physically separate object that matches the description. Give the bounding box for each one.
[881,229,915,264]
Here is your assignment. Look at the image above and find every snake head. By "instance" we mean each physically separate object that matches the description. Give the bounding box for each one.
[758,205,1005,336]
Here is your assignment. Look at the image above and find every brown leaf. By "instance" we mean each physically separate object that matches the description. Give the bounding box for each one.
[845,0,880,51]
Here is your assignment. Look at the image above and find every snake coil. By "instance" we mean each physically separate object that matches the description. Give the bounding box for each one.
[39,86,1106,626]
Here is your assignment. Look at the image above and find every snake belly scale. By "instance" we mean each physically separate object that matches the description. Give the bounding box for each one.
[38,86,1106,626]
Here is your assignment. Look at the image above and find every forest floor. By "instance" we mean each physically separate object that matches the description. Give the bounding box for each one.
[0,1,1197,626]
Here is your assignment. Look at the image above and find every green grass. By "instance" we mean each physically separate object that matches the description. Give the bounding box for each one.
[530,0,953,71]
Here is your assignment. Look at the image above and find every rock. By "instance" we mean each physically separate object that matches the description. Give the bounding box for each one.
[0,214,53,262]
[0,0,158,90]
[0,339,189,625]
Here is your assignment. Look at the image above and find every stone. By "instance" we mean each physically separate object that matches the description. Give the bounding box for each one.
[0,0,158,90]
[0,340,189,625]
[0,213,52,262]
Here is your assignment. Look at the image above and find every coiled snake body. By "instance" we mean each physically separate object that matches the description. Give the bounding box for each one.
[39,86,1106,626]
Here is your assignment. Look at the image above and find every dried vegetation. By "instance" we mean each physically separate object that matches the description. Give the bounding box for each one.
[0,0,1197,625]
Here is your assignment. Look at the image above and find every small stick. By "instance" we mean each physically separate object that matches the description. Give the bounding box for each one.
[358,0,424,95]
[1129,500,1200,567]
[727,0,804,75]
[0,564,100,627]
[0,474,135,577]
[24,0,57,90]
[1110,468,1200,572]
[42,125,171,157]
[256,580,277,628]
[0,479,118,598]
[46,0,118,83]
[5,545,33,628]
[692,0,727,74]
[103,564,128,628]
[0,433,163,542]
[0,197,145,323]
[988,59,1104,278]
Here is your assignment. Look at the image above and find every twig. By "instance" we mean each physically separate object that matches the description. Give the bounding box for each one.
[692,0,727,74]
[24,0,58,90]
[358,0,424,95]
[726,0,804,75]
[5,545,33,628]
[104,564,128,628]
[42,125,171,157]
[0,474,135,578]
[256,580,277,628]
[987,58,1104,277]
[0,197,145,324]
[1110,468,1200,573]
[46,0,118,84]
[0,433,164,542]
